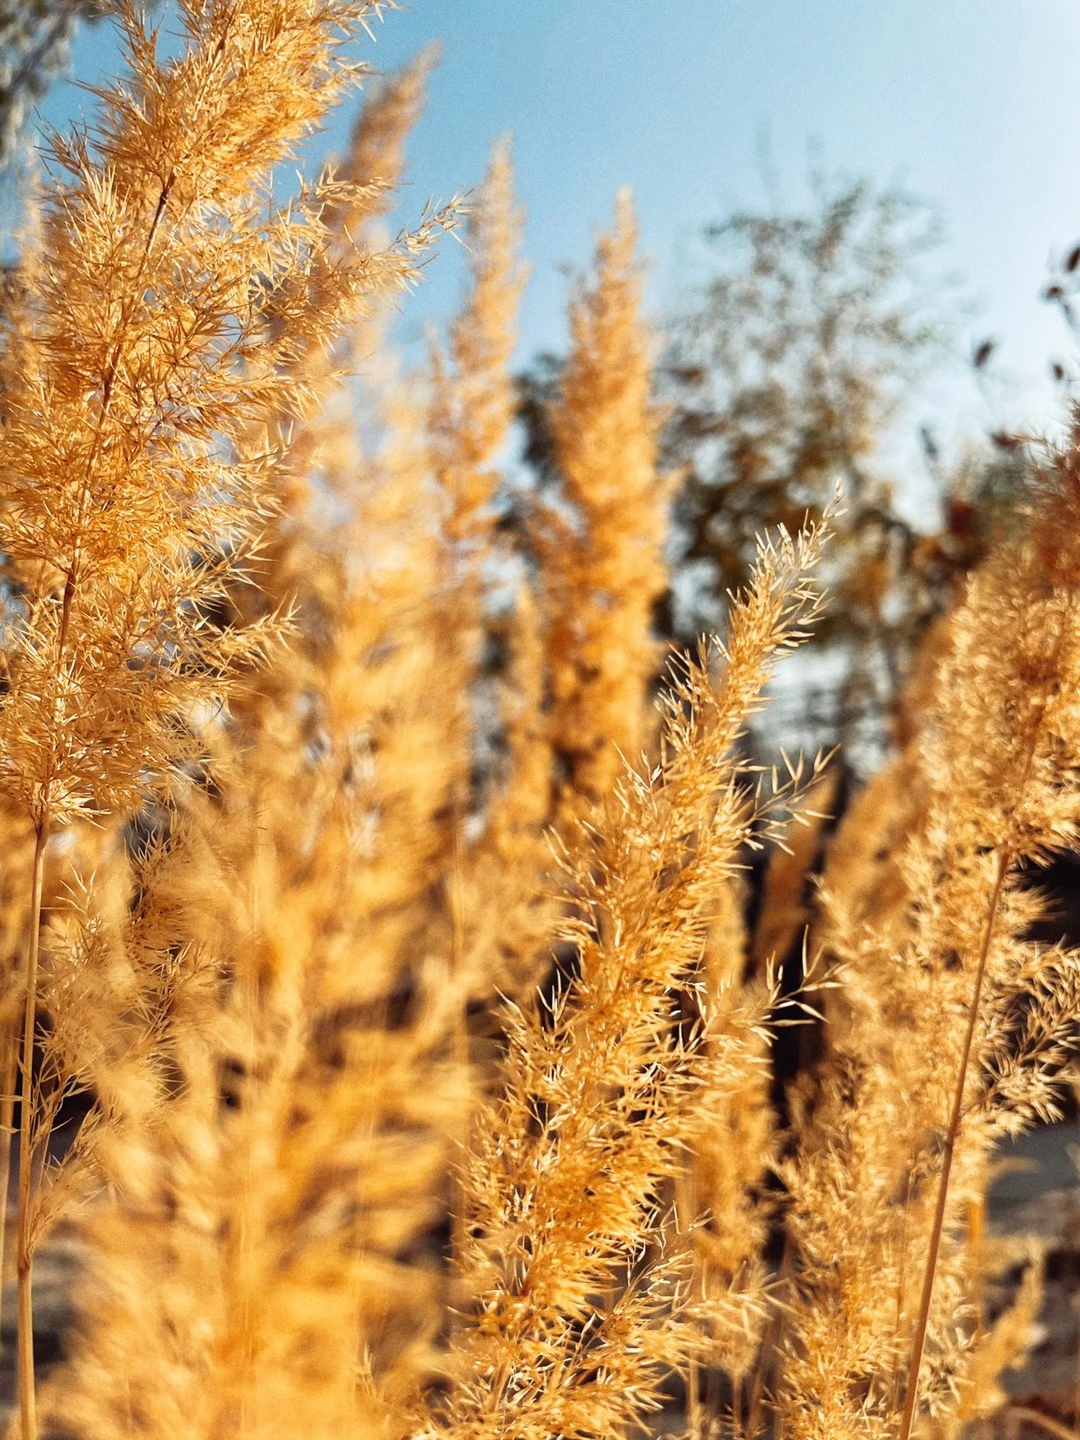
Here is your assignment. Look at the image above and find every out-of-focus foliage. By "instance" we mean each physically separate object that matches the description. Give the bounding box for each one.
[663,178,950,603]
[0,1,120,167]
[661,178,962,758]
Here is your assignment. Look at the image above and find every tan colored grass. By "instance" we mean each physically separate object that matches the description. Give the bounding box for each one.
[0,7,1078,1440]
[534,192,674,813]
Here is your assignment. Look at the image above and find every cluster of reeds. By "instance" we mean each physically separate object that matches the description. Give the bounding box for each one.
[0,4,1075,1439]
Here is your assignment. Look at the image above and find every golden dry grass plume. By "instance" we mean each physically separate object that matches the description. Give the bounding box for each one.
[0,4,1073,1440]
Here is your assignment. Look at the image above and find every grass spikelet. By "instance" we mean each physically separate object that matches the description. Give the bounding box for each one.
[46,755,469,1440]
[431,136,528,553]
[778,448,1080,1440]
[424,138,528,834]
[685,871,775,1414]
[251,43,445,612]
[533,191,674,811]
[330,43,440,240]
[47,299,470,1440]
[428,518,830,1440]
[0,1,442,1430]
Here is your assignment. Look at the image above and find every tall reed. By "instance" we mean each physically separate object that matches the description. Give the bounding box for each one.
[0,1,442,1433]
[427,517,831,1440]
[533,192,673,813]
[776,449,1080,1440]
[2,7,1079,1440]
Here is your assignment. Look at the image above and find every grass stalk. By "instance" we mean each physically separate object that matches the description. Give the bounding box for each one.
[897,851,1004,1440]
[1008,1407,1080,1440]
[16,817,47,1440]
[899,594,1072,1439]
[0,950,24,1363]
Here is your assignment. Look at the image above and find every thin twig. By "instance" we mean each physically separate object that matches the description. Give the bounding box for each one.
[0,947,24,1367]
[897,851,1005,1440]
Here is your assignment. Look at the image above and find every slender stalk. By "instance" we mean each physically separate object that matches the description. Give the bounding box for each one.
[0,862,33,1361]
[686,1352,701,1438]
[747,1233,791,1437]
[16,817,48,1440]
[1007,1407,1080,1440]
[897,853,1004,1440]
[445,836,470,1351]
[888,1149,917,1417]
[7,113,177,1440]
[0,997,23,1359]
[899,596,1072,1440]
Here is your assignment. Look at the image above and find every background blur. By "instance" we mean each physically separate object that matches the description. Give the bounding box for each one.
[27,0,1080,505]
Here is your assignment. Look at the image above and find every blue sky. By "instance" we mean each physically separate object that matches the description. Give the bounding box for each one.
[35,1,1080,517]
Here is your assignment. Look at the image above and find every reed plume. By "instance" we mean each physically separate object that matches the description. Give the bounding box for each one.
[48,318,476,1437]
[46,724,469,1440]
[423,141,562,1005]
[429,517,830,1440]
[777,447,1080,1440]
[331,44,440,240]
[427,136,527,827]
[431,137,527,558]
[531,192,672,812]
[254,42,441,608]
[0,1,442,1432]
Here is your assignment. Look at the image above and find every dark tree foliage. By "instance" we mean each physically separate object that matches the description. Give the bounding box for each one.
[661,178,958,735]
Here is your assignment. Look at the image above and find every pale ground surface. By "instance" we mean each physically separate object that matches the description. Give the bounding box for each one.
[987,1121,1080,1424]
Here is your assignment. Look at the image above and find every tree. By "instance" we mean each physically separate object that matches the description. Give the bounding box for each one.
[660,176,966,758]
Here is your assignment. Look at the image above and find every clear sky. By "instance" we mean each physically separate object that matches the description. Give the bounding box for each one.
[35,1,1080,519]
